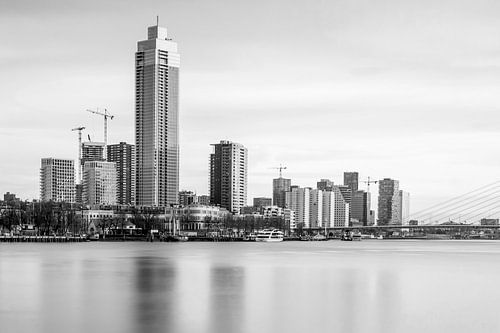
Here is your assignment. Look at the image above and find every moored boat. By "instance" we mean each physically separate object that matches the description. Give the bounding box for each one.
[255,229,284,242]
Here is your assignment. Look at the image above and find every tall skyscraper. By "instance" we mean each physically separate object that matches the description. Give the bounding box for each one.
[343,172,359,192]
[209,140,248,214]
[273,177,291,208]
[135,23,180,207]
[309,189,323,228]
[83,161,117,206]
[107,142,136,205]
[40,158,75,202]
[378,178,400,225]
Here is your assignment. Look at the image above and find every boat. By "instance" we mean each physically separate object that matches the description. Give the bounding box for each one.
[255,229,284,242]
[352,232,362,241]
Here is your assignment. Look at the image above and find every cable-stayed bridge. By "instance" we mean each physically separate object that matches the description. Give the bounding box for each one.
[407,180,500,226]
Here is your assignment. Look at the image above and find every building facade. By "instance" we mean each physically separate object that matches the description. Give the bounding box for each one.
[82,142,105,166]
[107,142,135,205]
[322,186,350,228]
[209,140,248,214]
[399,190,410,225]
[40,158,75,203]
[83,161,117,206]
[273,177,291,208]
[135,24,180,207]
[378,178,400,225]
[309,189,323,228]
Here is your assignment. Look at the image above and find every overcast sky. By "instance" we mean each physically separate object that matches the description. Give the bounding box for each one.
[1,0,500,214]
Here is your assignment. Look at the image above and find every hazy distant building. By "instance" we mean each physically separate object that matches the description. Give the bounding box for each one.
[378,178,399,225]
[135,23,180,207]
[40,158,75,203]
[317,179,334,191]
[179,190,197,206]
[343,172,359,192]
[273,177,291,208]
[107,142,135,205]
[198,195,210,206]
[83,161,117,206]
[480,218,499,226]
[399,190,410,225]
[253,197,272,210]
[351,190,370,226]
[286,186,310,228]
[209,140,248,214]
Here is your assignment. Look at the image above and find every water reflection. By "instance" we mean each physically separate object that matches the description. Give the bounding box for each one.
[209,266,245,333]
[134,256,177,333]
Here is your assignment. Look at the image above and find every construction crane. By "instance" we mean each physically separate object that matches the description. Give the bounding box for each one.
[271,164,287,178]
[71,126,86,183]
[362,176,378,193]
[86,108,114,157]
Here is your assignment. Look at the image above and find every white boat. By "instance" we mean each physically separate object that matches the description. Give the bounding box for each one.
[255,229,284,242]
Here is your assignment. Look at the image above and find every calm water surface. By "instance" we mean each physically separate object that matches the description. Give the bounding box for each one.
[1,240,500,333]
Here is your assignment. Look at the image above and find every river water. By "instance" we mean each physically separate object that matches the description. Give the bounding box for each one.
[1,240,500,333]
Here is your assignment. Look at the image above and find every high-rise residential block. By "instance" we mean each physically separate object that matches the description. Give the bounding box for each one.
[378,178,400,225]
[285,186,310,228]
[209,140,248,214]
[135,24,180,207]
[322,186,350,227]
[83,161,117,206]
[107,142,135,205]
[343,172,359,192]
[273,177,291,208]
[179,190,197,206]
[399,190,410,225]
[309,189,323,228]
[82,142,105,166]
[40,158,75,203]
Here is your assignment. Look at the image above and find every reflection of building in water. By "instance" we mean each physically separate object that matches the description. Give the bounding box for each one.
[134,256,177,332]
[209,266,245,333]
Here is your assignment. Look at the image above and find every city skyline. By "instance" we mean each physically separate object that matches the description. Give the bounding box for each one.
[2,0,500,214]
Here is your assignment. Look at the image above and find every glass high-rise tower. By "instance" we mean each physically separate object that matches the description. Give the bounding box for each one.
[135,24,180,206]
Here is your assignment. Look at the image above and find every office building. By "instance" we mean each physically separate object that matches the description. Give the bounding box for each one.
[83,161,117,206]
[209,140,248,214]
[273,177,291,208]
[107,142,135,205]
[378,178,400,225]
[135,23,180,207]
[40,158,75,203]
[343,172,359,192]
